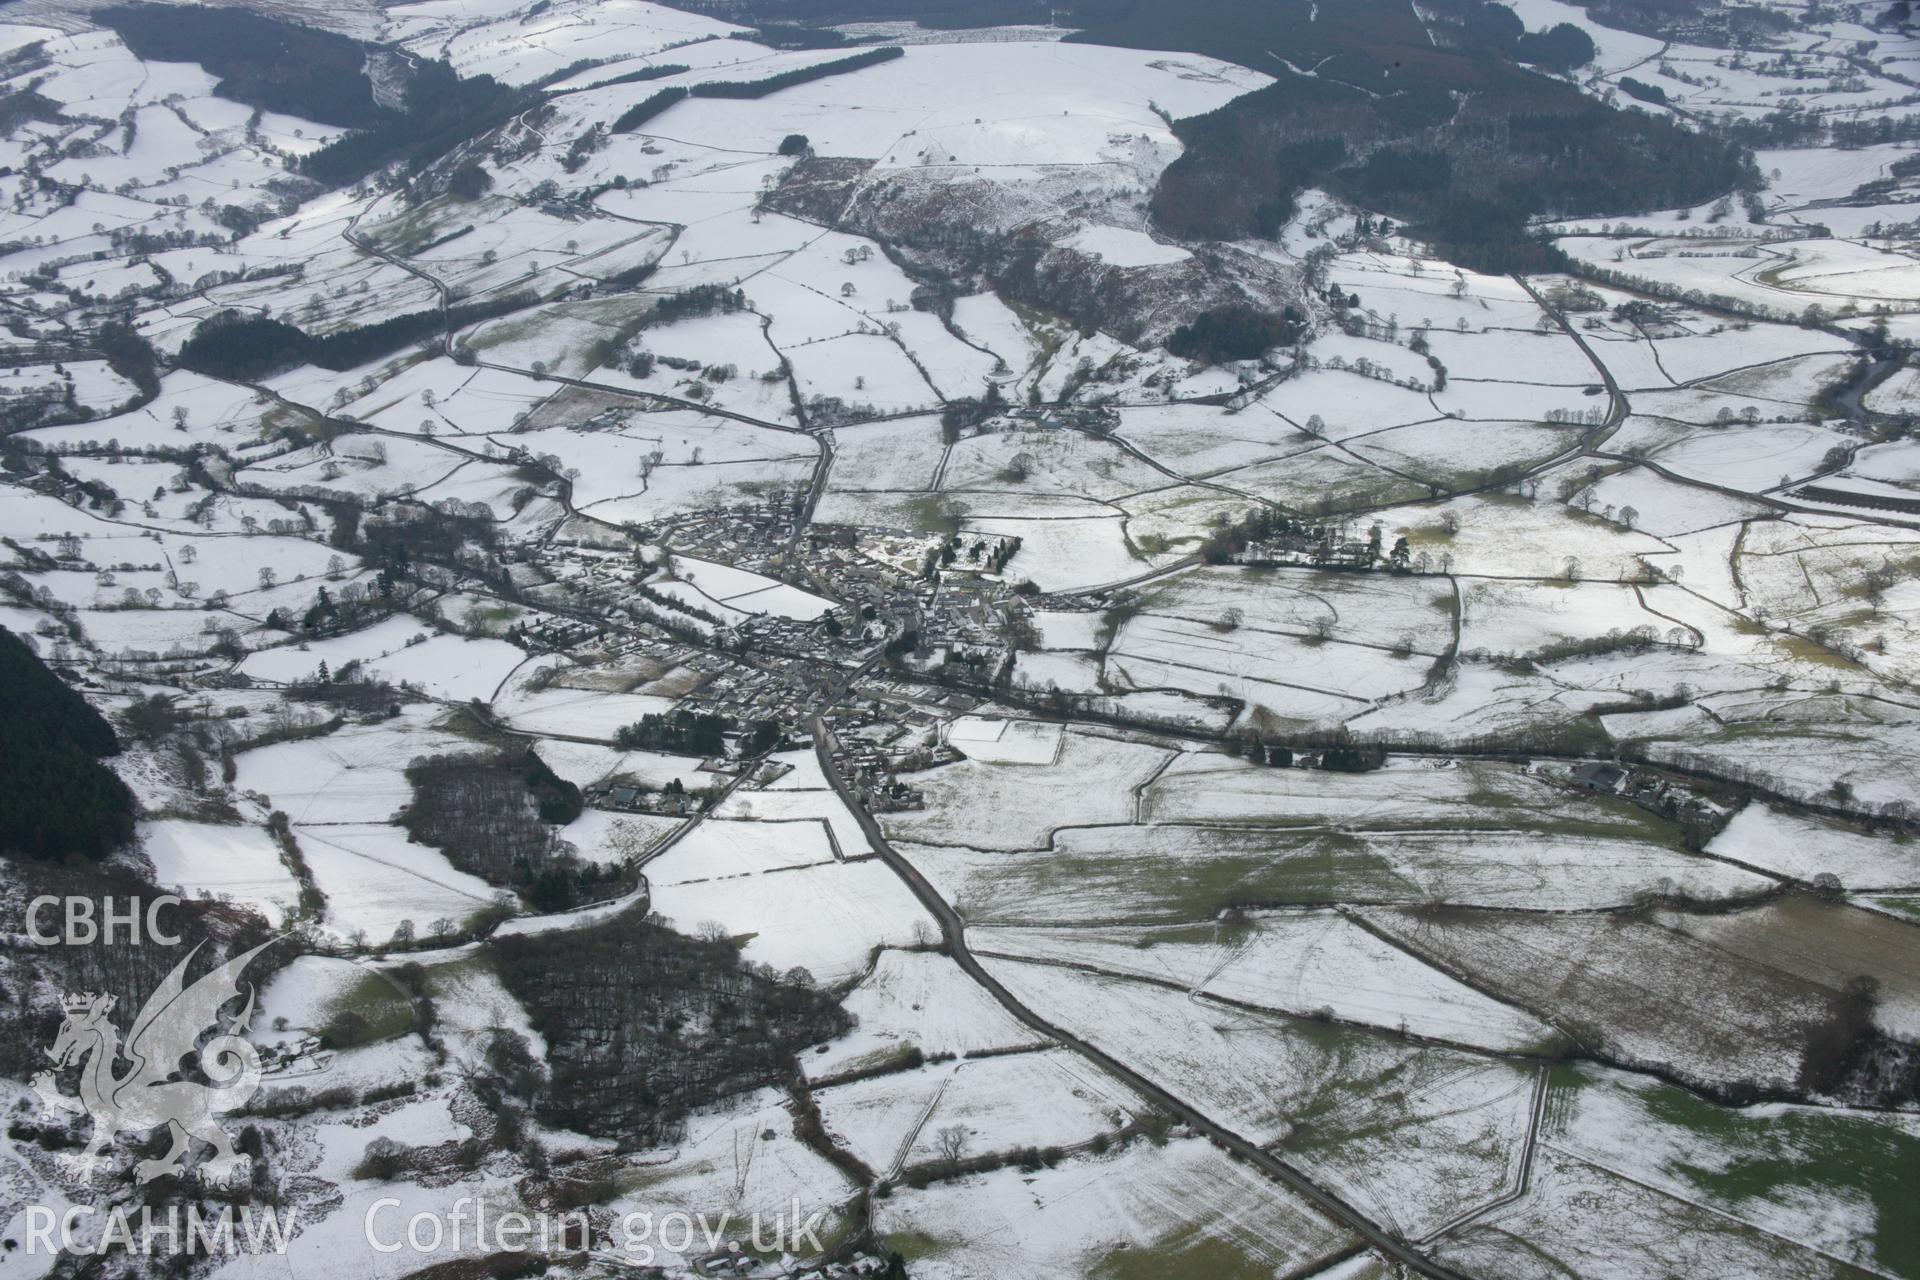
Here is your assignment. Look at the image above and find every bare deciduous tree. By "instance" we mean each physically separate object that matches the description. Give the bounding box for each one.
[935,1124,969,1164]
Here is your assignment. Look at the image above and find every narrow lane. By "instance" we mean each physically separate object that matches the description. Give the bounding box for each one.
[807,714,1478,1280]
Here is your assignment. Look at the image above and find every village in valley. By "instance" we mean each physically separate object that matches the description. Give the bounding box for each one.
[3,0,1920,1275]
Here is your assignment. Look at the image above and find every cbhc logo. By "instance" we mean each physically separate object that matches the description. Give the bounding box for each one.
[27,897,184,946]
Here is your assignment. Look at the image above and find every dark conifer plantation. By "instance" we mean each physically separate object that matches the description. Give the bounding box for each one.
[0,628,134,861]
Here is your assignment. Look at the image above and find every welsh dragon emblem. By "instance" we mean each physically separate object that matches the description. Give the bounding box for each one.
[32,939,272,1187]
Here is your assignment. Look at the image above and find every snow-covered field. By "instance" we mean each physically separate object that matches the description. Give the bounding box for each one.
[648,858,938,986]
[138,819,303,924]
[4,0,1918,1274]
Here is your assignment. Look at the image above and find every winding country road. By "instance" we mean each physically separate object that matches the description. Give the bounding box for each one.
[1513,273,1627,445]
[807,714,1477,1280]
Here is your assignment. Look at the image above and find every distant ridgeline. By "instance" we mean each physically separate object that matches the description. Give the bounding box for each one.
[96,4,910,185]
[1075,0,1754,271]
[648,0,1753,273]
[0,628,134,862]
[95,0,1747,276]
[97,4,527,186]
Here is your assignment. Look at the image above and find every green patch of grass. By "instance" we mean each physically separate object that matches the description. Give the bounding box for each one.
[1220,843,1421,908]
[319,971,415,1048]
[1695,718,1797,743]
[1651,1086,1920,1275]
[975,764,1692,923]
[1562,508,1634,539]
[1296,475,1429,517]
[258,404,306,437]
[1399,522,1456,548]
[1279,1054,1423,1152]
[883,1229,950,1264]
[968,839,1422,925]
[465,310,551,353]
[1094,1230,1297,1280]
[1770,633,1862,671]
[1545,712,1617,755]
[1859,896,1920,925]
[1116,918,1248,949]
[465,295,646,361]
[366,195,505,256]
[728,1208,854,1262]
[1132,531,1173,560]
[804,1210,859,1260]
[1541,1062,1584,1130]
[1004,296,1069,366]
[263,404,354,446]
[902,493,959,538]
[1460,769,1679,843]
[1550,1065,1920,1277]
